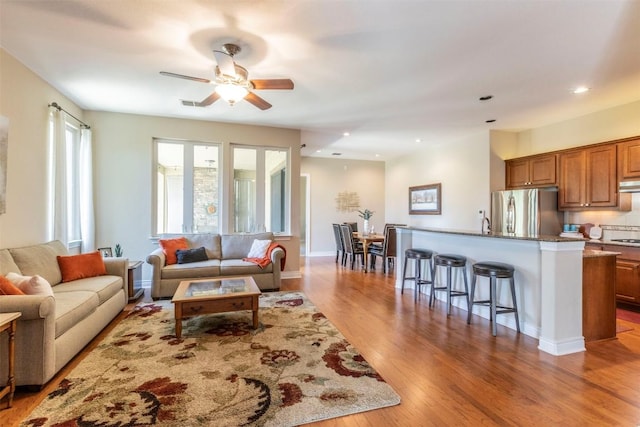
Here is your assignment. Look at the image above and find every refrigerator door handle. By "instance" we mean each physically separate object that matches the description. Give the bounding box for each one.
[506,195,516,233]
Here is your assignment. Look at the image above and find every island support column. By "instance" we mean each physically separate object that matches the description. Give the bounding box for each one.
[538,241,586,356]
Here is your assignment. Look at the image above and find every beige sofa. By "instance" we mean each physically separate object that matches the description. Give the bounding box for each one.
[0,241,128,387]
[147,232,285,299]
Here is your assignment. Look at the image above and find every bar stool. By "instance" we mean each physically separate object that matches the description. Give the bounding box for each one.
[431,254,470,315]
[401,248,434,302]
[467,261,521,337]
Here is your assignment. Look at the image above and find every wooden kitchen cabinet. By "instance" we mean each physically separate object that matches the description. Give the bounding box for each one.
[505,153,557,189]
[618,136,640,180]
[602,244,640,306]
[582,252,617,341]
[558,144,619,209]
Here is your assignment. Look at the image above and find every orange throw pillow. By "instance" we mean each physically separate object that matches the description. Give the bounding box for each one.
[0,275,25,295]
[159,237,189,265]
[57,251,107,283]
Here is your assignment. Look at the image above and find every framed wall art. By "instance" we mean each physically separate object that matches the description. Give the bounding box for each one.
[409,183,441,215]
[98,247,113,258]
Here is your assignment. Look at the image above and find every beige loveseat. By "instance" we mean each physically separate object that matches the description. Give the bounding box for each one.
[0,241,128,387]
[146,232,285,299]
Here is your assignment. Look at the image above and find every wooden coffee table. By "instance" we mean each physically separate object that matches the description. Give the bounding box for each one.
[171,276,261,338]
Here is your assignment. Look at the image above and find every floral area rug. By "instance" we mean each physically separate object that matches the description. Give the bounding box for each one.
[22,291,400,426]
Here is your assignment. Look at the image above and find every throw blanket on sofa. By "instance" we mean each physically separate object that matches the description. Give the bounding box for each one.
[243,242,287,270]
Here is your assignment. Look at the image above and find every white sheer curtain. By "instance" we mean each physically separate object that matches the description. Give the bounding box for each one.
[49,108,69,246]
[79,127,95,252]
[48,107,95,252]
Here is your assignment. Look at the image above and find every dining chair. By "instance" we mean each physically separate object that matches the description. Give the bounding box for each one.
[340,224,364,269]
[332,223,347,266]
[369,226,397,273]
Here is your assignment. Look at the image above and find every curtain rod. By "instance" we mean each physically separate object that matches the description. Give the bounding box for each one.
[48,102,91,129]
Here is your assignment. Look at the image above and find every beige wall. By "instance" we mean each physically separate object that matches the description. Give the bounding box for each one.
[0,48,84,248]
[385,132,492,232]
[86,111,301,280]
[1,49,302,280]
[515,100,640,156]
[300,157,385,255]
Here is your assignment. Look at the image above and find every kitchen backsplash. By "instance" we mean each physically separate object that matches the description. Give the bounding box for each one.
[565,193,640,240]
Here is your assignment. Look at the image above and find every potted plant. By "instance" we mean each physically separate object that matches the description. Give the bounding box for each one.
[357,209,374,235]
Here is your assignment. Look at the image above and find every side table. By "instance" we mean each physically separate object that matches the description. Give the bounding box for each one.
[128,260,144,302]
[0,312,21,409]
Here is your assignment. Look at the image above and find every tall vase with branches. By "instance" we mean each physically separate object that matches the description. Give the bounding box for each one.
[357,209,374,235]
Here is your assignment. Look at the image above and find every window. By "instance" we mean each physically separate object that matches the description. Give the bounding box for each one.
[48,117,82,246]
[154,140,220,234]
[153,139,290,236]
[232,145,289,234]
[64,124,82,244]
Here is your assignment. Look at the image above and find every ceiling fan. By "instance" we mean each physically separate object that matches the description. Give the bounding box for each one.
[160,43,294,110]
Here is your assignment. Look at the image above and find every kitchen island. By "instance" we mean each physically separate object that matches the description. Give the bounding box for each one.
[396,227,591,356]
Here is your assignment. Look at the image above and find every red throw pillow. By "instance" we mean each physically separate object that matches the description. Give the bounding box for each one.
[0,276,25,295]
[159,237,189,265]
[57,251,107,283]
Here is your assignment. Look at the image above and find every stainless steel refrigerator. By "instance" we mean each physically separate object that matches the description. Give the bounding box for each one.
[491,188,563,236]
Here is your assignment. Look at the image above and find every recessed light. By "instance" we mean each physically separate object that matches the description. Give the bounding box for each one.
[343,132,350,137]
[316,150,322,153]
[415,138,422,143]
[573,86,590,94]
[479,95,493,101]
[485,119,496,123]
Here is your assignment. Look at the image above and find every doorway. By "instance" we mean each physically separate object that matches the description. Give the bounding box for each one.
[300,174,310,256]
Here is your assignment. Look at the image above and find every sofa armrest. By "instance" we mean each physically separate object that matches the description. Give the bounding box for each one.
[0,295,55,320]
[146,248,165,299]
[103,257,129,299]
[270,247,285,266]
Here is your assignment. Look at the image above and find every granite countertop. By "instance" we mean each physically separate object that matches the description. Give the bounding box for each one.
[583,249,620,258]
[587,239,640,248]
[400,226,586,243]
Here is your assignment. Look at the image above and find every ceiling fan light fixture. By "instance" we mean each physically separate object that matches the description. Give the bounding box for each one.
[215,84,249,105]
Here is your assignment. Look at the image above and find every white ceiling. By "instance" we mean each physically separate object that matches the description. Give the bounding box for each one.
[1,0,639,161]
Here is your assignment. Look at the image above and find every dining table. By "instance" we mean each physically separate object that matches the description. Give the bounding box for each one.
[353,232,385,272]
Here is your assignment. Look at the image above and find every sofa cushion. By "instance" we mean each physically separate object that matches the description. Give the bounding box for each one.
[247,239,271,258]
[159,237,189,265]
[57,251,107,282]
[6,272,54,296]
[0,275,25,295]
[0,249,21,276]
[161,259,221,280]
[220,259,274,276]
[54,275,123,305]
[176,247,208,264]
[9,241,67,285]
[221,232,273,259]
[53,290,100,338]
[185,234,222,260]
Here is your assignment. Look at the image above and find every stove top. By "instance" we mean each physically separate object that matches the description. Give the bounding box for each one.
[610,239,640,244]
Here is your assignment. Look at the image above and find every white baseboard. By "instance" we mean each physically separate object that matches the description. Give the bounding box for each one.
[305,251,335,257]
[282,271,302,279]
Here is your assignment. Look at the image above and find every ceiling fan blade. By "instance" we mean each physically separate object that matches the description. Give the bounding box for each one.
[244,92,272,110]
[213,50,236,77]
[181,92,220,107]
[250,79,294,90]
[160,71,211,84]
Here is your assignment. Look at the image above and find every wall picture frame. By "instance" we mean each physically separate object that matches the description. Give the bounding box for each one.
[409,183,441,215]
[98,247,113,258]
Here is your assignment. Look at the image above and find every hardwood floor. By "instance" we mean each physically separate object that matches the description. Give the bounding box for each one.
[4,256,640,426]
